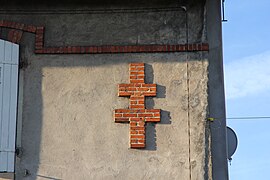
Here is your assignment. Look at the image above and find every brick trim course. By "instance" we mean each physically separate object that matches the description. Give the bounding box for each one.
[0,20,209,54]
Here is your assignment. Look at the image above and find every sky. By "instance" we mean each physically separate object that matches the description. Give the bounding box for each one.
[222,0,270,179]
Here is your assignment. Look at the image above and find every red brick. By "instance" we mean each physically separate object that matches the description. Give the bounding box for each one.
[63,47,68,53]
[130,127,145,130]
[130,101,137,105]
[130,67,144,71]
[126,46,132,52]
[114,114,123,118]
[119,91,132,96]
[130,122,137,126]
[26,25,37,33]
[172,45,176,51]
[119,87,126,91]
[130,135,145,139]
[138,139,145,143]
[188,44,192,51]
[152,45,158,52]
[138,113,153,117]
[115,109,130,113]
[127,87,137,91]
[111,46,116,53]
[198,44,202,50]
[130,130,138,134]
[123,114,137,118]
[138,121,145,127]
[130,96,144,100]
[137,75,145,79]
[142,84,156,87]
[129,76,137,79]
[130,117,144,121]
[87,47,93,53]
[131,109,145,113]
[130,79,144,83]
[130,105,144,109]
[71,47,76,53]
[75,47,81,53]
[130,139,138,143]
[167,45,171,51]
[130,144,145,148]
[132,84,142,87]
[133,92,142,96]
[138,101,144,105]
[153,113,160,117]
[138,130,145,134]
[145,118,160,122]
[119,84,131,87]
[115,118,129,123]
[192,44,196,51]
[130,71,142,75]
[93,47,98,53]
[81,47,85,53]
[130,63,144,67]
[202,43,209,51]
[67,46,72,53]
[35,42,43,46]
[97,46,102,53]
[138,87,149,91]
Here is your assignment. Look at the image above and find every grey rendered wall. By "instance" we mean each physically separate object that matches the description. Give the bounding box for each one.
[0,1,212,179]
[206,0,229,179]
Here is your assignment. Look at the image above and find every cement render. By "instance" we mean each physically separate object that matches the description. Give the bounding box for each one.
[0,2,212,179]
[16,54,209,180]
[14,53,210,179]
[207,0,229,179]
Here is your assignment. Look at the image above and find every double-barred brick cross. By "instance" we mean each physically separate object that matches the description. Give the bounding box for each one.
[114,63,161,148]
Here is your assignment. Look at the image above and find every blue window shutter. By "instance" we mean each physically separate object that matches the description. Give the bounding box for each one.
[0,40,19,172]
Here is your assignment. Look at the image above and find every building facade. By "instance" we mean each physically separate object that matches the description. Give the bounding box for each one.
[0,0,228,179]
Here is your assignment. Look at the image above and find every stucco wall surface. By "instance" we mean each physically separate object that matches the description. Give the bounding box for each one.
[17,54,209,180]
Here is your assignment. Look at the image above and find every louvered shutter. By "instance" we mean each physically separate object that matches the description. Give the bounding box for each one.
[0,40,19,172]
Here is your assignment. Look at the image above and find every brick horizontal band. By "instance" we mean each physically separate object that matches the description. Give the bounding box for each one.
[0,20,209,53]
[34,44,209,54]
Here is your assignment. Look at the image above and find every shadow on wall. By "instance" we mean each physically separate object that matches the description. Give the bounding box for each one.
[15,46,43,179]
[144,63,171,151]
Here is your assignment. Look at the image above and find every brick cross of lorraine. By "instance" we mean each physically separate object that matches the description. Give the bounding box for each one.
[114,63,161,148]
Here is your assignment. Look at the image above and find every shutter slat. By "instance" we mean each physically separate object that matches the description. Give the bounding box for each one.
[4,41,12,64]
[9,65,18,150]
[7,152,15,172]
[0,152,8,171]
[1,65,11,154]
[11,44,19,65]
[0,64,12,172]
[0,64,4,171]
[0,40,4,62]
